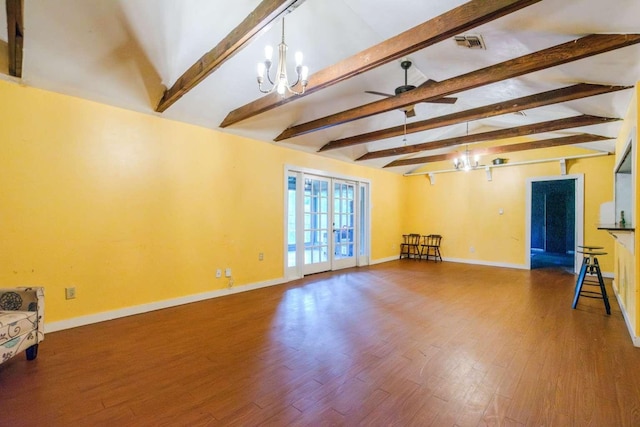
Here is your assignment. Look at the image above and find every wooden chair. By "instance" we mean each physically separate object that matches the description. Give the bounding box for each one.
[399,234,421,259]
[421,234,443,262]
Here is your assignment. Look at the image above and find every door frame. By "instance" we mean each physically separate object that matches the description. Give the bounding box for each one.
[525,174,584,273]
[284,165,371,280]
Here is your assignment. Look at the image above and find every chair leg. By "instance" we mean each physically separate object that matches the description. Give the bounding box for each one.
[593,258,611,315]
[26,344,39,361]
[572,258,589,309]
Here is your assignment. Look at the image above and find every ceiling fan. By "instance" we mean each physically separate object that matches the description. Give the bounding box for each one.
[365,60,457,118]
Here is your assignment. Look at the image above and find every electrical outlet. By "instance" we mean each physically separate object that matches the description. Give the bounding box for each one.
[65,287,76,300]
[258,252,264,261]
[216,269,222,278]
[225,268,232,277]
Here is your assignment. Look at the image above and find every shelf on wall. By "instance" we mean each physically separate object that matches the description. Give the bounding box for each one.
[598,224,635,254]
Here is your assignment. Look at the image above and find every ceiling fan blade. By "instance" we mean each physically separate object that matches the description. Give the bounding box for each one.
[365,90,394,97]
[415,79,457,104]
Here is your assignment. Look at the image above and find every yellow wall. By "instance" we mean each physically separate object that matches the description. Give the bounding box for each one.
[612,83,638,337]
[405,147,615,269]
[0,77,626,328]
[0,80,404,323]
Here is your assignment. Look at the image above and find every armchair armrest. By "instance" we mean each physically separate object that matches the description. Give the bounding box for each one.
[0,287,45,343]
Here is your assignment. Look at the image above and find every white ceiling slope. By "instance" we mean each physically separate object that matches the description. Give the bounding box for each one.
[4,0,640,174]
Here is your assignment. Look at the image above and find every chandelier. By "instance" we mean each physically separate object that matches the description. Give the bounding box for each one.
[453,146,480,171]
[453,123,480,171]
[256,18,309,96]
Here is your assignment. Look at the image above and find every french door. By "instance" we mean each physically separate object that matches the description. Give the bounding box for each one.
[332,179,357,270]
[302,175,332,275]
[286,169,369,279]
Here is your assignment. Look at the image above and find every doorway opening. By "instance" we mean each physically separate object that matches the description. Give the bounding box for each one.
[526,175,584,273]
[285,167,370,280]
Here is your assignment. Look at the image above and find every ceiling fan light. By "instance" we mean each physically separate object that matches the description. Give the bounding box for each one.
[295,51,303,66]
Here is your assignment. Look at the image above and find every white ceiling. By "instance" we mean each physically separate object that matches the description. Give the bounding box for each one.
[3,0,640,174]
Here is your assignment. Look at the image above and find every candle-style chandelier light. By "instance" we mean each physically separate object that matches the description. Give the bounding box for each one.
[453,146,480,171]
[453,123,480,171]
[256,18,309,96]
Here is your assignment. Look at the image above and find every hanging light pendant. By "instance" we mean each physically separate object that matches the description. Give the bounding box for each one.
[256,18,309,96]
[453,123,480,171]
[453,146,480,171]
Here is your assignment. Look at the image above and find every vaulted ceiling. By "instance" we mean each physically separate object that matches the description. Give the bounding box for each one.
[2,0,640,175]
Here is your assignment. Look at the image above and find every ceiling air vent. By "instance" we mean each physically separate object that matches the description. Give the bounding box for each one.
[454,35,486,49]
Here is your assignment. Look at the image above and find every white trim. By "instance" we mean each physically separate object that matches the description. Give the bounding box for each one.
[283,165,372,278]
[284,164,371,185]
[371,255,600,273]
[443,257,528,270]
[404,153,609,177]
[612,282,640,347]
[371,255,399,265]
[45,277,286,333]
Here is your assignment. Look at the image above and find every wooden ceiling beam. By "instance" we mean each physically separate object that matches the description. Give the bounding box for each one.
[220,0,542,128]
[156,0,306,113]
[358,115,619,161]
[6,0,24,78]
[275,34,640,142]
[320,83,631,152]
[385,134,611,168]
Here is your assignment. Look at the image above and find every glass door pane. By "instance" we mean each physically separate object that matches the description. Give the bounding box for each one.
[332,180,357,269]
[302,176,331,275]
[286,168,370,278]
[287,175,297,268]
[359,182,369,262]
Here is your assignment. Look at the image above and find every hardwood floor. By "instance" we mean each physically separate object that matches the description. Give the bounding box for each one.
[2,261,639,426]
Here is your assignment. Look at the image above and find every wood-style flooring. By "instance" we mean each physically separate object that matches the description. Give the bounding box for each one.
[1,260,639,426]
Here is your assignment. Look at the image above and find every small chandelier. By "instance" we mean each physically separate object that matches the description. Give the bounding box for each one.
[453,146,480,171]
[453,123,480,171]
[256,18,309,96]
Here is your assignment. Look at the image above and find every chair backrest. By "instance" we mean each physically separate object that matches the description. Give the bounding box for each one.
[425,234,442,247]
[408,233,421,245]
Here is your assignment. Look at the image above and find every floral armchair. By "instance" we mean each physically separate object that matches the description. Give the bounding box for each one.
[0,287,45,365]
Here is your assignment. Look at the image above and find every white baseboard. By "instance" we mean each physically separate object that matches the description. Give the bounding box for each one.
[45,277,286,333]
[612,281,640,347]
[374,256,527,269]
[443,257,528,270]
[371,255,614,279]
[370,255,399,265]
[373,255,600,274]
